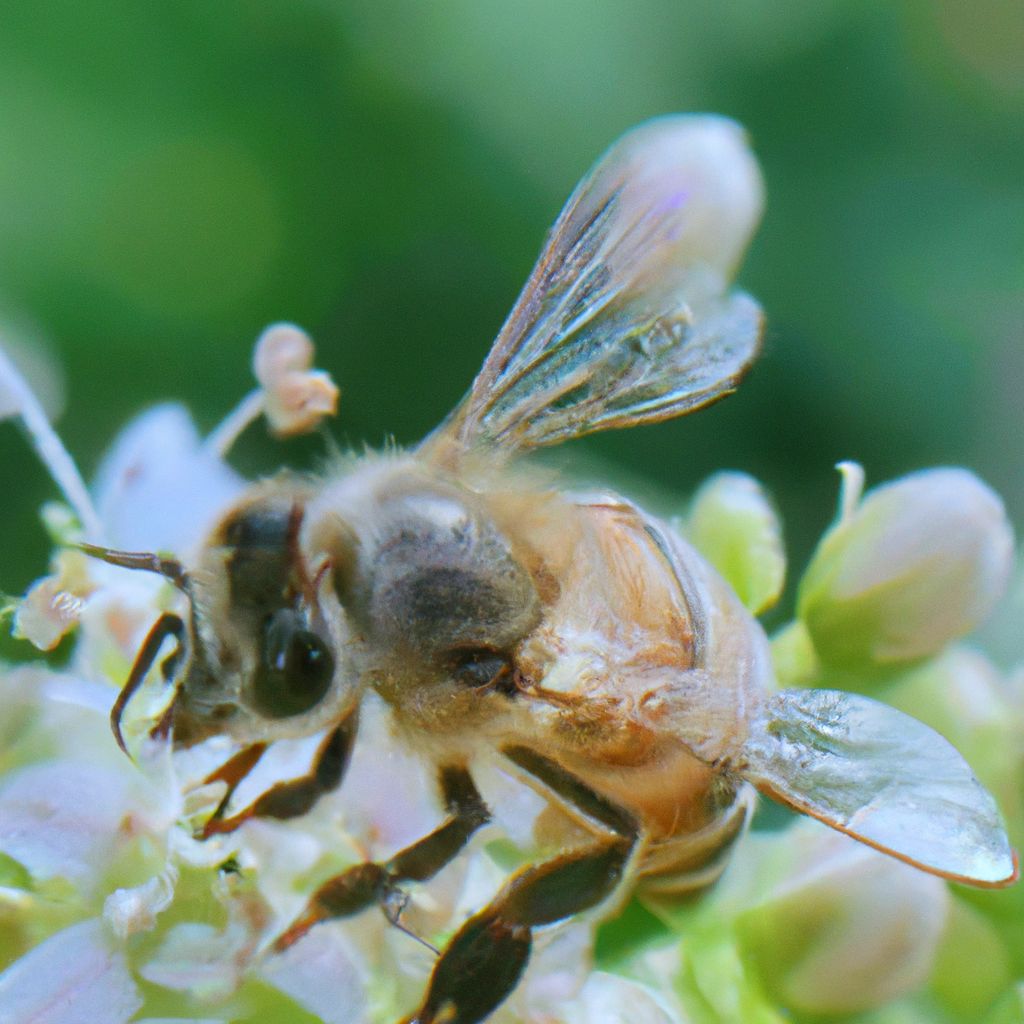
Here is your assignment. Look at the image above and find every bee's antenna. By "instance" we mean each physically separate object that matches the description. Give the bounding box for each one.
[78,543,190,593]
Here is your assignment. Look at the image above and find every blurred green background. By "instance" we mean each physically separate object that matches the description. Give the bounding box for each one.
[1,0,1022,613]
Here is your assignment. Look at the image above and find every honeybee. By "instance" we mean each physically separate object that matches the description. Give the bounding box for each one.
[87,116,1015,1024]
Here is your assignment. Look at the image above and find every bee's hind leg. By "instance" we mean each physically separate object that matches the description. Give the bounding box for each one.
[199,717,355,838]
[272,764,490,951]
[398,746,639,1024]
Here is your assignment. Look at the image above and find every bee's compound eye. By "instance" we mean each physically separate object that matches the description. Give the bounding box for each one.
[449,648,515,693]
[253,610,334,718]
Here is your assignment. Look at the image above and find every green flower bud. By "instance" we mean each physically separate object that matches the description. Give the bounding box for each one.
[886,647,1020,801]
[735,822,949,1015]
[930,895,1012,1020]
[798,465,1014,669]
[685,471,785,615]
[987,983,1024,1024]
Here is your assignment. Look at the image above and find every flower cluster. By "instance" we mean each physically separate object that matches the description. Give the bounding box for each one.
[665,465,1024,1024]
[1,333,1022,1024]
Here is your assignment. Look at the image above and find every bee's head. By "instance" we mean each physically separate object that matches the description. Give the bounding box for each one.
[163,483,360,749]
[166,482,360,746]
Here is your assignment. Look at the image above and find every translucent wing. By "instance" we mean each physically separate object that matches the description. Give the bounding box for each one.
[741,689,1017,888]
[424,115,765,460]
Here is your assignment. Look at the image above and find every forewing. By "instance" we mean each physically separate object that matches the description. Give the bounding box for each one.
[425,115,765,459]
[741,689,1017,888]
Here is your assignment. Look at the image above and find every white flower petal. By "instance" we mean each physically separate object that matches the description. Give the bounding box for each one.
[0,761,145,894]
[40,671,119,716]
[331,697,442,854]
[104,868,178,938]
[139,922,246,1001]
[93,402,244,556]
[471,759,548,849]
[0,666,46,754]
[0,919,142,1024]
[559,971,682,1024]
[517,923,592,1014]
[261,927,368,1024]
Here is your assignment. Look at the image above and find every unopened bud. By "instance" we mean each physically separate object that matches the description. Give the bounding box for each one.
[589,115,764,288]
[253,323,339,437]
[737,822,949,1015]
[12,550,93,651]
[685,471,785,614]
[798,466,1014,668]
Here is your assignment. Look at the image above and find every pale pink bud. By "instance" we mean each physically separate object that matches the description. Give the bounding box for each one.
[12,551,93,651]
[252,323,339,437]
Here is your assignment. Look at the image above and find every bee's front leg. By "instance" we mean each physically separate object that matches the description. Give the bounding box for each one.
[399,747,639,1024]
[110,612,186,754]
[200,718,355,837]
[272,764,490,950]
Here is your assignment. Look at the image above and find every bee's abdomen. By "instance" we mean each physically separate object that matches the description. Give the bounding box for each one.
[636,783,755,900]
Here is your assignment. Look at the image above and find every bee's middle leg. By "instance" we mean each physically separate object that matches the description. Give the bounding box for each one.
[399,746,639,1024]
[272,764,490,951]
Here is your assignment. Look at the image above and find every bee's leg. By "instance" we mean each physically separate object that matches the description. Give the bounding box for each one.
[272,764,490,951]
[398,745,639,1024]
[110,612,185,755]
[200,718,355,838]
[146,637,189,742]
[195,743,268,835]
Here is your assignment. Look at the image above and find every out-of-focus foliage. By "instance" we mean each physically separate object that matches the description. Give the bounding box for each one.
[1,0,1022,626]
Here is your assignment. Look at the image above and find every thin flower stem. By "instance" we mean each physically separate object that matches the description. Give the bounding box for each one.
[0,343,103,542]
[204,388,265,459]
